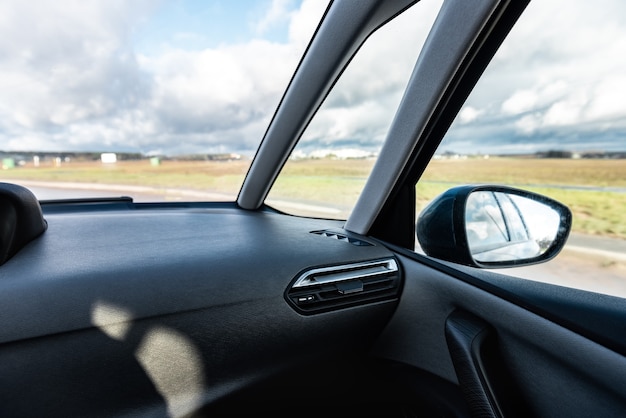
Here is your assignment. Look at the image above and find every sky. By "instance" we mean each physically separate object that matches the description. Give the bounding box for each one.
[0,0,625,157]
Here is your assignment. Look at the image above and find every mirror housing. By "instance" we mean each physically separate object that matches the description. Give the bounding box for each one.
[416,185,572,268]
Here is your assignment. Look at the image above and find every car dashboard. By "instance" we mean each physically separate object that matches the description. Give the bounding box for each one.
[0,200,408,417]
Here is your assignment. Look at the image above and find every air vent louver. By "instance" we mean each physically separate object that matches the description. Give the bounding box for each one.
[310,230,372,246]
[286,258,401,314]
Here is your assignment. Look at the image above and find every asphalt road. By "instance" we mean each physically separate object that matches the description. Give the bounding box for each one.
[20,181,236,202]
[10,180,626,298]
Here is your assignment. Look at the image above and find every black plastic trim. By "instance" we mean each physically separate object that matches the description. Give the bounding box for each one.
[369,0,530,247]
[445,311,502,418]
[41,199,245,214]
[385,242,626,358]
[285,257,403,315]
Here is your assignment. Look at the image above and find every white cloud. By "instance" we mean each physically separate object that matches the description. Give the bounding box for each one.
[586,75,626,122]
[287,0,329,46]
[501,90,538,115]
[0,0,327,154]
[446,0,626,152]
[515,113,541,135]
[0,0,625,156]
[543,93,589,127]
[293,0,443,153]
[302,99,393,146]
[0,0,155,146]
[459,106,483,124]
[253,0,294,36]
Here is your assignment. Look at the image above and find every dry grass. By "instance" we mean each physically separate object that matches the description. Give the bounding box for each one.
[421,157,626,187]
[5,159,251,193]
[3,156,624,238]
[419,157,626,239]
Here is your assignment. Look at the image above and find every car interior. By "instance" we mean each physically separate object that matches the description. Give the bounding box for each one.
[1,0,625,417]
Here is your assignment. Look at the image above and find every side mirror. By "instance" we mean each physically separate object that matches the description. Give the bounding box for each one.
[416,185,572,268]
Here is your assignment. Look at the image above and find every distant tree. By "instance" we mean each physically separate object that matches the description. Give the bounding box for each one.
[538,150,573,159]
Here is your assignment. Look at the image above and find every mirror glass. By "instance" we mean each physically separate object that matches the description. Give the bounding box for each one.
[465,191,561,263]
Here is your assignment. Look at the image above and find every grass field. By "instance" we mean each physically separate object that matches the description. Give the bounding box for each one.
[3,156,625,239]
[417,158,626,240]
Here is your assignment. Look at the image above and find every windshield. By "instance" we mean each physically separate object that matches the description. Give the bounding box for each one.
[1,0,624,216]
[0,0,329,201]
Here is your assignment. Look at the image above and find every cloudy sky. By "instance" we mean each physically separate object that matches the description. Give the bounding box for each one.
[0,0,624,157]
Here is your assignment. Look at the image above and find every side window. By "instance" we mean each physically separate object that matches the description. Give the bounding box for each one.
[266,1,442,220]
[419,0,626,297]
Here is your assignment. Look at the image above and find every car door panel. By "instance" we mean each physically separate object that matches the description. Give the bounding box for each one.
[371,249,626,417]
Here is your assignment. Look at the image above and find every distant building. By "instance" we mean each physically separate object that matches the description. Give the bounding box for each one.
[101,153,117,164]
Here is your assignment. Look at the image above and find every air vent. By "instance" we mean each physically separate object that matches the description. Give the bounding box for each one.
[286,258,401,315]
[310,230,372,246]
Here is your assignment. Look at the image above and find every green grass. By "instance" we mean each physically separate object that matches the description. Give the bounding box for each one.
[415,182,626,239]
[416,158,626,239]
[525,187,626,239]
[420,157,626,187]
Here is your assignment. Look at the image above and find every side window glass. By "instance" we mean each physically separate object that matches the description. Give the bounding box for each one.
[419,0,626,298]
[267,1,443,219]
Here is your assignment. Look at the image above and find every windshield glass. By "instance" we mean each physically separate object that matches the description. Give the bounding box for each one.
[0,0,328,201]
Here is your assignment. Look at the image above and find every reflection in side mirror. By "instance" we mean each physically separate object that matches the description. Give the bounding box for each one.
[466,191,560,263]
[416,185,572,268]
